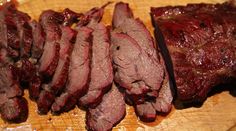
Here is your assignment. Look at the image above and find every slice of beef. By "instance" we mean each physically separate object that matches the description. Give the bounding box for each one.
[112,2,134,28]
[112,2,164,101]
[110,31,163,104]
[37,25,75,114]
[86,85,126,131]
[0,97,28,123]
[134,102,156,122]
[30,20,45,59]
[37,88,55,114]
[151,2,236,102]
[38,10,63,78]
[51,27,92,113]
[0,65,28,122]
[79,22,113,107]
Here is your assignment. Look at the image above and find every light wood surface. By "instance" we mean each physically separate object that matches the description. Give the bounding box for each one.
[0,0,236,130]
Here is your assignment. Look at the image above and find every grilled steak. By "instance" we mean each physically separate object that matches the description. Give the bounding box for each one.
[151,2,236,102]
[86,85,126,131]
[52,27,92,113]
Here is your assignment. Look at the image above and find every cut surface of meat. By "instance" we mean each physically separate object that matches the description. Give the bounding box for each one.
[86,85,126,131]
[79,22,113,107]
[51,27,92,113]
[151,2,236,102]
[112,2,164,101]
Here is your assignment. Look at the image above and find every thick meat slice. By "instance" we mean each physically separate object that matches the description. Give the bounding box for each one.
[51,27,92,113]
[111,32,163,103]
[151,2,236,102]
[38,10,63,78]
[29,75,42,100]
[112,2,164,99]
[79,23,113,107]
[30,20,45,59]
[86,85,126,131]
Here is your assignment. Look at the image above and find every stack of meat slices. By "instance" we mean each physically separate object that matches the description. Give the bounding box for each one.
[111,2,173,122]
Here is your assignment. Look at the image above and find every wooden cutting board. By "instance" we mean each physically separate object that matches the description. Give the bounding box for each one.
[1,0,236,130]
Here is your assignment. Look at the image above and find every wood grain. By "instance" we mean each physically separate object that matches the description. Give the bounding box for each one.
[0,0,236,130]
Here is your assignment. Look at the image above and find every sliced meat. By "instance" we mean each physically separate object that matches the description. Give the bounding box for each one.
[0,65,28,122]
[110,32,163,103]
[50,26,75,94]
[30,20,45,59]
[38,10,63,78]
[37,25,75,114]
[112,2,134,28]
[151,2,236,102]
[86,85,126,131]
[0,97,28,123]
[134,102,156,122]
[112,2,164,101]
[29,75,42,100]
[79,22,113,107]
[51,27,92,113]
[37,88,55,114]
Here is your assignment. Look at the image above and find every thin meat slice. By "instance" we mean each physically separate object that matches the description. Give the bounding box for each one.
[151,2,236,102]
[38,10,63,78]
[52,27,92,113]
[30,20,45,59]
[79,22,113,107]
[86,85,126,131]
[37,26,75,114]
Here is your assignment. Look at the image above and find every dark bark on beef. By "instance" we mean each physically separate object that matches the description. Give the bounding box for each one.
[86,85,126,131]
[0,97,28,123]
[51,27,92,113]
[79,22,113,107]
[112,2,164,102]
[29,75,42,101]
[62,8,82,26]
[76,2,110,27]
[151,2,236,102]
[37,89,55,114]
[38,10,63,78]
[30,20,45,59]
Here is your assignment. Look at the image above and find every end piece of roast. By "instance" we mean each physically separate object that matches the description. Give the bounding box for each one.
[86,85,126,131]
[151,2,236,102]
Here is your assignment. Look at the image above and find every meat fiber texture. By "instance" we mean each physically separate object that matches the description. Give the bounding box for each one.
[51,27,92,113]
[78,4,114,108]
[111,2,173,122]
[86,84,126,131]
[112,2,165,102]
[151,2,236,102]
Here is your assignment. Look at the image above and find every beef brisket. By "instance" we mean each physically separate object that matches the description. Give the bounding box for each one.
[86,85,126,131]
[52,27,92,113]
[151,2,236,102]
